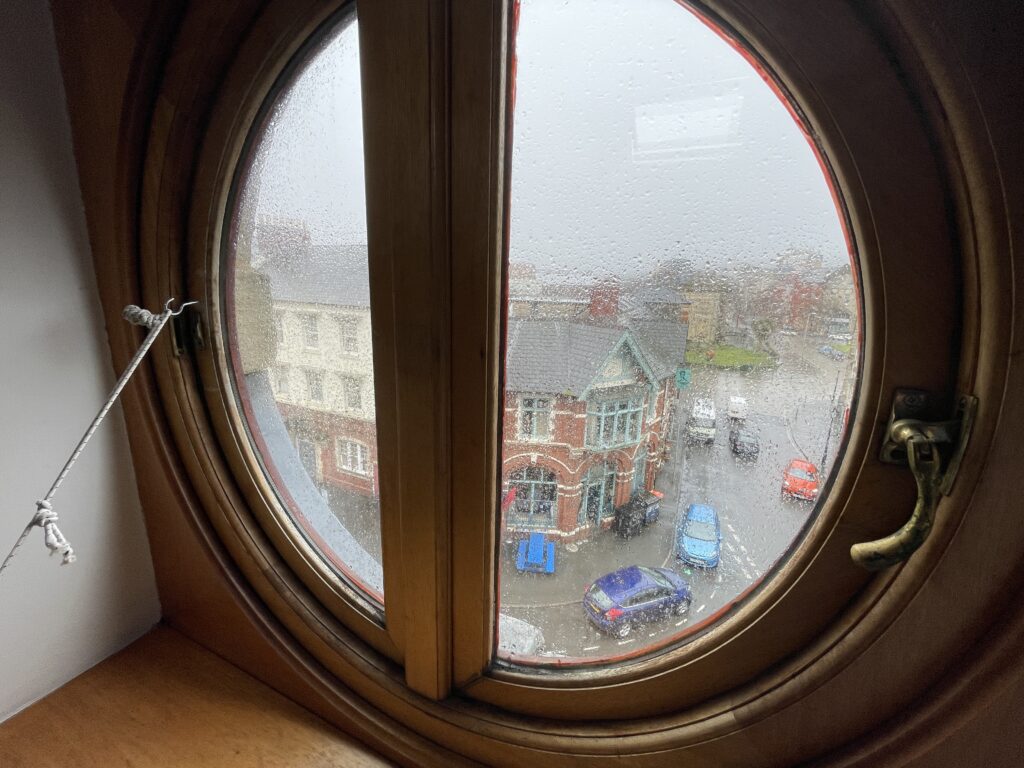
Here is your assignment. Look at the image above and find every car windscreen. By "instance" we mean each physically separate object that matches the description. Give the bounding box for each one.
[683,520,717,541]
[691,417,715,429]
[788,467,816,480]
[585,584,615,610]
[639,567,673,589]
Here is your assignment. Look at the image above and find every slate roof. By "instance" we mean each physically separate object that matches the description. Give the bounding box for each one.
[260,243,371,308]
[505,321,624,396]
[506,318,688,397]
[628,319,689,381]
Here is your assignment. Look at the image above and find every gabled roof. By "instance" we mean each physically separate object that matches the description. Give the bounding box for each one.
[628,319,689,380]
[505,320,625,396]
[506,318,688,397]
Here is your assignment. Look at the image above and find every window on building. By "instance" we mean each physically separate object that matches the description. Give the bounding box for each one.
[338,316,359,355]
[300,313,319,349]
[586,397,643,449]
[273,366,290,398]
[305,368,324,404]
[507,466,557,525]
[518,397,551,440]
[275,312,285,345]
[336,439,370,475]
[581,461,617,523]
[342,376,362,410]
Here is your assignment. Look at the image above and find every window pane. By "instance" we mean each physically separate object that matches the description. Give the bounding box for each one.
[498,0,860,663]
[224,12,384,607]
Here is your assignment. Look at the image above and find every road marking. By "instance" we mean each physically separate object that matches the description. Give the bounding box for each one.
[709,588,718,599]
[716,573,722,583]
[582,645,600,652]
[724,541,736,553]
[740,544,748,554]
[726,523,736,533]
[696,604,706,613]
[617,637,638,646]
[675,619,687,626]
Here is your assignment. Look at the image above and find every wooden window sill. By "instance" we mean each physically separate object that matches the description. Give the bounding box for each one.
[0,625,392,767]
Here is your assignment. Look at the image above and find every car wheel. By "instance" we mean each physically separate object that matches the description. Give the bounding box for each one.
[674,599,691,616]
[614,621,632,639]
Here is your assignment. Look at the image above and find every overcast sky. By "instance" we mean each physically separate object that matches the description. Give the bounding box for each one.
[244,0,849,279]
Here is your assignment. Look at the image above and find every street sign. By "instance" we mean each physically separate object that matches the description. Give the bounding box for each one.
[676,366,692,389]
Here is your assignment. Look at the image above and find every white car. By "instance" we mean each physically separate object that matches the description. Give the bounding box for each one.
[687,399,717,444]
[497,613,546,656]
[728,396,749,421]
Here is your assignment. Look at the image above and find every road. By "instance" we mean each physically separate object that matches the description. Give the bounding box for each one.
[499,336,856,661]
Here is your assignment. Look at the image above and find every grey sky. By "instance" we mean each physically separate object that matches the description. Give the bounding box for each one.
[247,0,849,277]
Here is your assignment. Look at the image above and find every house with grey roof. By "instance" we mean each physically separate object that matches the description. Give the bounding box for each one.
[502,291,688,541]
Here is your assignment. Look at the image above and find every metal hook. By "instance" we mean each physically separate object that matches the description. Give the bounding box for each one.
[165,298,199,316]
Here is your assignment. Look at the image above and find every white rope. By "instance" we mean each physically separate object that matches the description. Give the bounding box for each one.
[0,298,197,578]
[33,500,75,565]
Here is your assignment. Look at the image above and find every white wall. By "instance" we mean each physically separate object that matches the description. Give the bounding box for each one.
[0,0,161,721]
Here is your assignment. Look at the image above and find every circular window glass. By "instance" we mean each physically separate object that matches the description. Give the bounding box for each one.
[497,0,860,664]
[222,11,384,609]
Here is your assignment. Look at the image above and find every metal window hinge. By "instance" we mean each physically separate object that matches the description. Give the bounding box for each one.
[850,389,978,571]
[170,302,205,357]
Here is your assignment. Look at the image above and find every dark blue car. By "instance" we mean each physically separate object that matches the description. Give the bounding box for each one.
[583,565,692,638]
[676,503,722,568]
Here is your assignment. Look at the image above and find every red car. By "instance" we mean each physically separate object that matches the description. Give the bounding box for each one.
[782,459,820,501]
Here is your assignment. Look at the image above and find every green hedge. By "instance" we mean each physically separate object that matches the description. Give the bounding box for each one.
[685,345,776,369]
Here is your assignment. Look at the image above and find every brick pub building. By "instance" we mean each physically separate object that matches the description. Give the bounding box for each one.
[502,281,689,542]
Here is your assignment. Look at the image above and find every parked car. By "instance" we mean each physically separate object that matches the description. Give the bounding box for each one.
[676,504,722,568]
[727,396,749,421]
[497,613,546,656]
[729,427,760,459]
[583,565,691,638]
[686,398,716,444]
[782,459,820,501]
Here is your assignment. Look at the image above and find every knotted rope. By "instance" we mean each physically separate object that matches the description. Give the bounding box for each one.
[33,500,75,565]
[0,298,197,578]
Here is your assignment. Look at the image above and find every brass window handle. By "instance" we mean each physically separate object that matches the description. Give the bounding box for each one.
[850,432,942,570]
[850,391,977,571]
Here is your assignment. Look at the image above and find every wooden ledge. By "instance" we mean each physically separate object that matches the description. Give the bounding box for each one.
[0,624,392,767]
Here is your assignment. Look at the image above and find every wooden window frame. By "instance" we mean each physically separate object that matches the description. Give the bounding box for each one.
[114,0,1016,761]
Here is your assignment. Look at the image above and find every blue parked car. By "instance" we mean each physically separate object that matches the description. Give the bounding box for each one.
[676,503,722,568]
[583,565,692,638]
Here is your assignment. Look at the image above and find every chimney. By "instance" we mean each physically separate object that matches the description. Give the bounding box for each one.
[588,280,620,321]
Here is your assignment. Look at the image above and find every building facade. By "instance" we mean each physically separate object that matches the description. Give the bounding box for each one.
[502,284,689,542]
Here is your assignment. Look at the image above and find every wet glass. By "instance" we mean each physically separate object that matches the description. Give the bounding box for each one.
[224,13,384,607]
[497,0,859,663]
